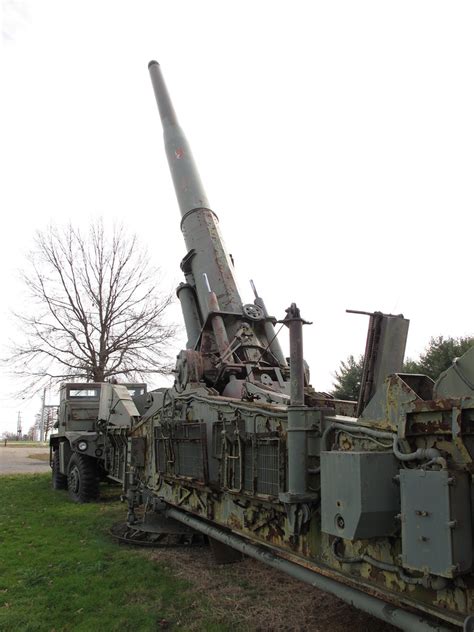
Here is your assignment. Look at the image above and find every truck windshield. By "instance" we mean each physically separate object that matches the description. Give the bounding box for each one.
[68,388,100,400]
[127,386,146,397]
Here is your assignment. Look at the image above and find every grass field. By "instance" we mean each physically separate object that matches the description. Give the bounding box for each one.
[0,475,234,632]
[0,476,392,632]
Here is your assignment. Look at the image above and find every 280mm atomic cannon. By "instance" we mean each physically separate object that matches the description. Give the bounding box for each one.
[124,62,474,631]
[148,59,289,398]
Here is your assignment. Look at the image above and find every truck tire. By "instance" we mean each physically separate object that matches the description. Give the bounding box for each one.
[52,448,68,490]
[67,453,99,503]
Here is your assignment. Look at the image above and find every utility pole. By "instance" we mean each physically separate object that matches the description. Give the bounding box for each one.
[42,405,58,441]
[40,388,46,442]
[17,411,22,440]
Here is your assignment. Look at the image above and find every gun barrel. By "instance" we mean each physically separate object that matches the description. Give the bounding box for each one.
[148,61,210,216]
[148,61,243,320]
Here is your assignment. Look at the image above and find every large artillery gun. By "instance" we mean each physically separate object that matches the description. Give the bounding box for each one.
[124,61,474,631]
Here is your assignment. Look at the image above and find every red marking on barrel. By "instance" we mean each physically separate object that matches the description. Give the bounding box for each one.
[175,148,185,159]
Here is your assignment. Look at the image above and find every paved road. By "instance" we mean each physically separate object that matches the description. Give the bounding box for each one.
[0,446,51,475]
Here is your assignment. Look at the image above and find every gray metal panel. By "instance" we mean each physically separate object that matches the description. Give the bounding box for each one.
[321,451,400,540]
[372,316,409,396]
[130,437,146,467]
[59,440,72,474]
[99,384,140,427]
[400,469,472,577]
[98,383,112,422]
[434,345,474,398]
[357,313,409,416]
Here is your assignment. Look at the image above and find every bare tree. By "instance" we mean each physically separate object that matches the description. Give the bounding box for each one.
[8,221,176,392]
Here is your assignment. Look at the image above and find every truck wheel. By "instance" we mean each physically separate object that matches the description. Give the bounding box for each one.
[67,453,99,503]
[52,449,68,490]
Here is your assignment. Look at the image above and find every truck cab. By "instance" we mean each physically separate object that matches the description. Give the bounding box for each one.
[50,381,146,502]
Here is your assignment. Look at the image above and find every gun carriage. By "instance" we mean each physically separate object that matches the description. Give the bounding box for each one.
[123,62,474,631]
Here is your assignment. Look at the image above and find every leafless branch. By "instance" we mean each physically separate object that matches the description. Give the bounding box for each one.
[5,219,177,394]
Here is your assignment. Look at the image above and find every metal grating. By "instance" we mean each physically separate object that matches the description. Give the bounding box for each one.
[176,441,205,479]
[155,438,168,474]
[174,423,203,440]
[256,439,280,496]
[155,423,208,483]
[234,437,281,497]
[212,422,224,458]
[243,442,253,492]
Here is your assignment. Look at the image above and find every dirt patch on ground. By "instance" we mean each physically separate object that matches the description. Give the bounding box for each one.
[0,446,50,475]
[144,546,397,631]
[27,453,50,462]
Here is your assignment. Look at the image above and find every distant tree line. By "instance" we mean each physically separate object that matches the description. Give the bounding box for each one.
[332,335,474,401]
[1,430,33,442]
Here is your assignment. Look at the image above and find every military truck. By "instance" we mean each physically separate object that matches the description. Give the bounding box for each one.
[50,381,146,502]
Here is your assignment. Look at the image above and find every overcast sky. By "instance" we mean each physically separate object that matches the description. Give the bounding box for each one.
[1,0,473,435]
